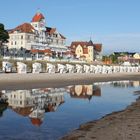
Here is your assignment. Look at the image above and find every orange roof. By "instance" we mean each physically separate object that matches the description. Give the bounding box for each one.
[9,23,35,34]
[30,118,43,126]
[94,44,102,52]
[32,12,45,22]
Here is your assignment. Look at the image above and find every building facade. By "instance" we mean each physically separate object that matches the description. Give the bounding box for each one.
[70,40,102,62]
[7,12,67,59]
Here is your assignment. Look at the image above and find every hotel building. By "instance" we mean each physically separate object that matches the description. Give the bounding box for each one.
[7,11,67,59]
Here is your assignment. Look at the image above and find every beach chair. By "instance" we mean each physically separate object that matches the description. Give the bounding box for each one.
[66,64,75,73]
[57,64,67,73]
[75,64,83,73]
[17,62,27,73]
[32,63,42,73]
[2,61,12,73]
[46,63,56,73]
[89,65,96,73]
[83,64,90,73]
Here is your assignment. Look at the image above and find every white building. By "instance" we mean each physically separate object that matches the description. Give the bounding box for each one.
[7,11,67,59]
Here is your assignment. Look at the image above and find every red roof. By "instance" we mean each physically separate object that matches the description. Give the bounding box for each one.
[46,27,56,35]
[32,12,45,22]
[94,44,102,52]
[71,41,90,48]
[9,23,35,34]
[71,41,102,53]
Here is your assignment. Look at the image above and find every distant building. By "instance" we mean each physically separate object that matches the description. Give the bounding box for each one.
[115,52,140,65]
[70,40,102,62]
[7,11,67,59]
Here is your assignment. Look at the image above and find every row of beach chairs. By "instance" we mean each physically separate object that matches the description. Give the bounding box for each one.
[2,61,140,74]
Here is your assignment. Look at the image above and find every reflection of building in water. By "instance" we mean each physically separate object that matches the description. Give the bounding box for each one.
[45,92,64,112]
[3,90,34,108]
[0,92,8,117]
[67,85,101,100]
[133,81,140,87]
[2,88,65,126]
[111,81,140,88]
[94,81,140,88]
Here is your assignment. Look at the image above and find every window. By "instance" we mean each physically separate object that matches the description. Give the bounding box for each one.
[11,41,13,45]
[20,101,22,105]
[15,41,17,45]
[27,35,30,39]
[21,35,23,39]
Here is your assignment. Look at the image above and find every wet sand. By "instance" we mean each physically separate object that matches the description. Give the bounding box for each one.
[0,72,140,90]
[61,95,140,140]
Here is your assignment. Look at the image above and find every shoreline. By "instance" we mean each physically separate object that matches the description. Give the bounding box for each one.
[0,72,140,90]
[61,95,140,140]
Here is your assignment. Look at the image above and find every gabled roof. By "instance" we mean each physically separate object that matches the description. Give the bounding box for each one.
[32,12,45,22]
[9,23,35,34]
[46,27,56,35]
[94,44,102,52]
[71,41,90,48]
[46,27,66,39]
[60,33,66,39]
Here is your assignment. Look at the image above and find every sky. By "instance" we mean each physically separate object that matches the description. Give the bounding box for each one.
[1,0,140,54]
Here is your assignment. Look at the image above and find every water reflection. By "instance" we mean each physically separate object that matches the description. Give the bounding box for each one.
[0,81,139,127]
[68,85,101,100]
[94,80,140,88]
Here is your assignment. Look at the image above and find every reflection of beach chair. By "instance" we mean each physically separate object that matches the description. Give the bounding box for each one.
[32,63,42,73]
[2,61,12,73]
[46,63,55,73]
[57,64,67,73]
[17,62,27,73]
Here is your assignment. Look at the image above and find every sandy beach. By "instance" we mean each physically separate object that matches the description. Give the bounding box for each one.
[0,72,140,90]
[61,94,140,140]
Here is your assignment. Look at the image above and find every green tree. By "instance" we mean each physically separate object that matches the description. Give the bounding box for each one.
[0,23,9,55]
